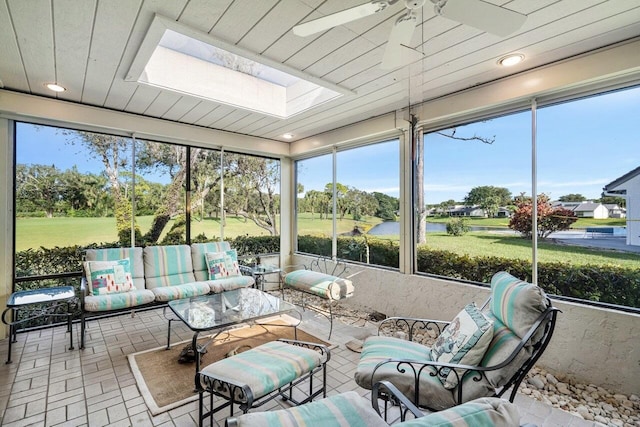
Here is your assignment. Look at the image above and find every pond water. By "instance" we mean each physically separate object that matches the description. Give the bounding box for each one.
[367,221,509,235]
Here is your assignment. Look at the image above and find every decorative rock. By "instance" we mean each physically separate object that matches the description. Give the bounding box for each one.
[595,415,609,424]
[557,383,571,395]
[530,376,546,390]
[546,373,559,385]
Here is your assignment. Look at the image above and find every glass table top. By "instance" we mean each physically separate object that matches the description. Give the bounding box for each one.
[7,286,76,307]
[167,288,296,331]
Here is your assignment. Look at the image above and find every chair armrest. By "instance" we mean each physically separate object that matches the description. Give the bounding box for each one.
[277,338,331,364]
[372,357,494,407]
[378,317,450,342]
[79,277,89,308]
[372,380,424,421]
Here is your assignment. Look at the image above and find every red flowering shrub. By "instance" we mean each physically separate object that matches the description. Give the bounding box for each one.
[509,194,577,239]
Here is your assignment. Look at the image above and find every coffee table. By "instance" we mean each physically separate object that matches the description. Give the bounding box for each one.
[166,287,300,379]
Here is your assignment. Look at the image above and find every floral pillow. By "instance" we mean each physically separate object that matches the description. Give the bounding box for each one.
[83,259,134,296]
[205,250,241,280]
[431,303,494,389]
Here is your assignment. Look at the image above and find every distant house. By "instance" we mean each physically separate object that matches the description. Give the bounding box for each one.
[603,166,640,247]
[448,205,485,217]
[604,204,626,219]
[571,202,609,219]
[496,207,512,218]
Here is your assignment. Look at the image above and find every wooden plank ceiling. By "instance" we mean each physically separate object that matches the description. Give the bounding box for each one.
[0,0,639,144]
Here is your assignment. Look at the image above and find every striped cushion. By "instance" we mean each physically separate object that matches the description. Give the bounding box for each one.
[83,289,155,312]
[150,282,210,302]
[204,276,254,293]
[284,270,353,300]
[191,242,232,281]
[354,336,456,410]
[234,391,387,427]
[85,247,145,289]
[489,271,548,339]
[400,397,521,427]
[200,340,322,401]
[479,313,532,388]
[143,245,196,289]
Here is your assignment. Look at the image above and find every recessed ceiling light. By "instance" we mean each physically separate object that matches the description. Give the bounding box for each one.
[45,83,66,92]
[498,54,525,67]
[283,133,294,140]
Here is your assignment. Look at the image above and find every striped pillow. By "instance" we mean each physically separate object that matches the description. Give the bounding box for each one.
[431,303,493,389]
[489,271,549,339]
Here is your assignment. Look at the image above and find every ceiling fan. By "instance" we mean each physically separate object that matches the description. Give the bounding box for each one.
[293,0,527,69]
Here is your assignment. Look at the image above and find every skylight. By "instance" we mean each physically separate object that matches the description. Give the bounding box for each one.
[127,15,352,119]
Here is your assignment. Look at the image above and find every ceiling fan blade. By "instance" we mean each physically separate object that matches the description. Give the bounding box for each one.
[293,2,387,37]
[381,12,421,70]
[437,0,527,37]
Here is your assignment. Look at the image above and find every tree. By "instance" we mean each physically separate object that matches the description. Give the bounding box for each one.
[15,164,64,217]
[372,192,399,221]
[558,194,586,202]
[62,130,136,235]
[598,194,626,208]
[416,122,495,244]
[325,183,348,220]
[464,186,512,212]
[509,193,577,239]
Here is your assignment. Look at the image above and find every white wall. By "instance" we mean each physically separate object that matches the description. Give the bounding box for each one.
[292,255,640,395]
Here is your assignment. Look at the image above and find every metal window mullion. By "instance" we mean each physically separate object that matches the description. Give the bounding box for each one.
[332,147,337,260]
[531,99,538,284]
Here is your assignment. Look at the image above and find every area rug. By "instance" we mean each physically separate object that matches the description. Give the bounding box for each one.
[128,319,330,415]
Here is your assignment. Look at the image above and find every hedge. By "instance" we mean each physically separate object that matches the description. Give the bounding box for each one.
[13,235,639,308]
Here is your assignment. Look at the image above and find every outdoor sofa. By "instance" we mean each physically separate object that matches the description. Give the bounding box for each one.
[80,242,255,348]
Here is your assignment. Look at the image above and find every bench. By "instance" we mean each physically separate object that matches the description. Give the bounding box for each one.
[281,257,356,339]
[196,339,330,426]
[80,242,255,348]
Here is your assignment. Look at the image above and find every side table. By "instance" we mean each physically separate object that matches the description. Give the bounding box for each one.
[241,265,282,292]
[2,286,76,363]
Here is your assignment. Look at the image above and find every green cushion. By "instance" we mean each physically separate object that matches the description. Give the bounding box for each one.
[234,391,387,427]
[489,271,548,339]
[143,245,197,289]
[83,289,155,312]
[400,397,521,427]
[284,270,353,300]
[355,336,456,410]
[200,340,321,401]
[150,282,210,302]
[191,242,232,281]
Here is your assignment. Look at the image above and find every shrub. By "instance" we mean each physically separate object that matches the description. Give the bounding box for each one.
[446,218,470,236]
[509,194,577,239]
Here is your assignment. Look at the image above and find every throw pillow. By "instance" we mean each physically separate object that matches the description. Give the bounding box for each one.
[205,250,241,280]
[431,303,494,389]
[83,259,134,296]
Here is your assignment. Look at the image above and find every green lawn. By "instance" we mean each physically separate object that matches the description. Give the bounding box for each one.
[296,212,383,235]
[423,232,638,268]
[15,215,276,251]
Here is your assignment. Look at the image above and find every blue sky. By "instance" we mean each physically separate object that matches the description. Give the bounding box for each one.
[299,86,639,205]
[17,86,639,206]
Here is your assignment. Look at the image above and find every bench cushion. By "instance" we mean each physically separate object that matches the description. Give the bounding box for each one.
[83,289,155,312]
[284,270,354,300]
[233,391,388,427]
[204,276,255,293]
[200,340,322,401]
[150,282,211,302]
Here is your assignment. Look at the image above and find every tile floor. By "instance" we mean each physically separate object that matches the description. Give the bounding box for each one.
[0,302,600,427]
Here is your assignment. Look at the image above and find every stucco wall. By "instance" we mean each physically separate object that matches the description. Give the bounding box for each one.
[292,255,640,395]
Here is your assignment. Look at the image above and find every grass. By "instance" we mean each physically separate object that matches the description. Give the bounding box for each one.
[15,215,637,268]
[422,232,638,268]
